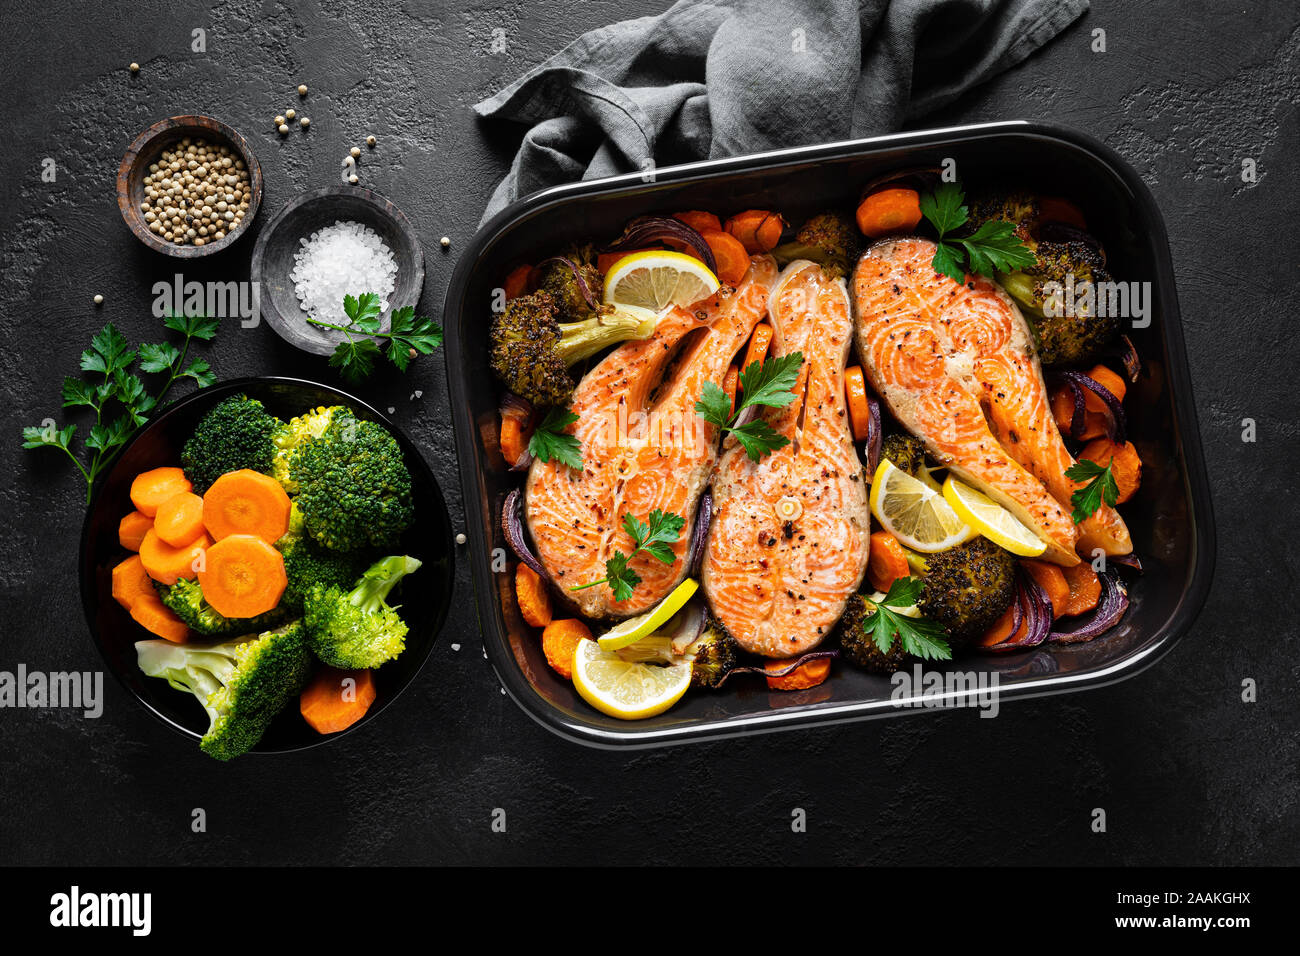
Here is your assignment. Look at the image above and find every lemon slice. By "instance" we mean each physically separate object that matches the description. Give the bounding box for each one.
[941,475,1048,558]
[603,250,720,311]
[869,459,973,553]
[597,578,699,651]
[572,639,692,720]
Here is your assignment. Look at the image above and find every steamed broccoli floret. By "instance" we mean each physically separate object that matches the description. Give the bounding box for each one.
[837,594,909,673]
[489,291,657,407]
[277,531,371,612]
[289,412,415,552]
[303,555,422,668]
[772,211,861,278]
[181,394,282,493]
[613,616,741,689]
[135,622,312,761]
[155,577,288,637]
[271,405,345,493]
[915,537,1016,648]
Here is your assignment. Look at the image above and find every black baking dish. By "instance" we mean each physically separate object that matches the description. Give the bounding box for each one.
[443,120,1216,748]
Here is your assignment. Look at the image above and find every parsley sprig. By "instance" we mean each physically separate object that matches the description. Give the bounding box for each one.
[570,509,685,602]
[919,182,1037,285]
[528,406,582,471]
[1064,458,1119,524]
[21,314,220,503]
[860,576,952,661]
[694,352,804,461]
[307,292,443,384]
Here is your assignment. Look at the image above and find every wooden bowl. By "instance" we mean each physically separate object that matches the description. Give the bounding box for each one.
[250,185,425,356]
[116,115,263,258]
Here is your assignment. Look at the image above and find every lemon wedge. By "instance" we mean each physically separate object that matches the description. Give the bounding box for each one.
[597,578,699,651]
[869,459,974,552]
[603,250,720,311]
[941,475,1048,557]
[571,639,692,720]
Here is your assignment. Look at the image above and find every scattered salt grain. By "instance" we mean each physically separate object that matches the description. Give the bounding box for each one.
[387,406,396,414]
[290,220,397,326]
[450,643,461,652]
[455,532,466,544]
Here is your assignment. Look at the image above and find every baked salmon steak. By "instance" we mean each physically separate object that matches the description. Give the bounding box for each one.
[851,237,1131,564]
[702,261,870,657]
[526,256,777,618]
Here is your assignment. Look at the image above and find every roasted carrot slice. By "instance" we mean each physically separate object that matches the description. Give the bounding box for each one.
[130,466,192,517]
[139,529,211,585]
[724,209,786,254]
[673,210,722,234]
[597,248,659,274]
[503,263,533,300]
[111,554,155,611]
[1037,196,1087,230]
[202,469,292,542]
[844,365,872,441]
[300,667,376,734]
[699,228,749,286]
[1061,562,1102,617]
[1051,384,1106,440]
[741,323,774,372]
[129,594,189,643]
[197,534,287,619]
[153,491,206,548]
[722,364,740,416]
[765,656,832,691]
[867,530,910,593]
[856,188,923,238]
[1079,438,1142,504]
[1083,363,1127,411]
[541,619,591,680]
[118,510,154,552]
[515,564,553,628]
[980,602,1021,646]
[1022,559,1070,619]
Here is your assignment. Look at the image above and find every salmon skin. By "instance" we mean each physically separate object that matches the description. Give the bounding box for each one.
[702,261,870,657]
[526,256,778,619]
[851,238,1131,564]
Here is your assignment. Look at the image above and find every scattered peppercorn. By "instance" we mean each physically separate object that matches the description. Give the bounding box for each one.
[298,84,308,96]
[366,135,376,147]
[274,114,285,126]
[285,108,295,120]
[93,294,104,305]
[440,236,451,248]
[129,62,140,73]
[299,117,310,128]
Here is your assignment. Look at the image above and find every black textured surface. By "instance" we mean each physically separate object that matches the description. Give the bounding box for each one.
[2,0,1297,866]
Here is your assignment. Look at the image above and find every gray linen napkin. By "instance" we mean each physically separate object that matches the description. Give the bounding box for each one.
[474,0,1088,221]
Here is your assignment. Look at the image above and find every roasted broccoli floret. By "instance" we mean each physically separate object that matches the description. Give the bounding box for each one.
[536,256,604,322]
[271,405,345,493]
[880,432,930,479]
[277,531,372,612]
[1001,240,1117,365]
[155,578,288,637]
[614,616,741,689]
[303,555,422,668]
[135,621,313,761]
[489,290,657,407]
[289,412,414,552]
[837,594,911,673]
[915,537,1016,648]
[181,394,282,493]
[968,192,1039,245]
[773,211,861,279]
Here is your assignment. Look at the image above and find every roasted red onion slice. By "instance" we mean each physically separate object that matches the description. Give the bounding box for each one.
[863,393,882,474]
[1049,572,1129,644]
[688,490,713,576]
[1116,335,1142,383]
[501,487,546,577]
[536,255,601,313]
[664,598,708,655]
[603,215,717,274]
[717,649,840,686]
[1110,553,1143,575]
[1055,370,1127,444]
[982,567,1052,652]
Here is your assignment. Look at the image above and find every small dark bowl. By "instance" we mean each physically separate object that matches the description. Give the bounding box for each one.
[250,186,425,356]
[79,378,455,755]
[117,114,263,258]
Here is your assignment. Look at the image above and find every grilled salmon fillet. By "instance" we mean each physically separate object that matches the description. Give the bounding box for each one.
[525,256,778,618]
[702,261,870,657]
[852,237,1130,564]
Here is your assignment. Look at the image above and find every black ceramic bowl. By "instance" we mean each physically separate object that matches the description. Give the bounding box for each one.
[443,121,1216,748]
[79,377,454,754]
[250,186,425,356]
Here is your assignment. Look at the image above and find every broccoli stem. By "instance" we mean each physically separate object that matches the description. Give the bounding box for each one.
[556,309,657,365]
[349,555,423,613]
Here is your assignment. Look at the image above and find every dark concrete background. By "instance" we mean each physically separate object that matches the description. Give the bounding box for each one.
[1,0,1297,865]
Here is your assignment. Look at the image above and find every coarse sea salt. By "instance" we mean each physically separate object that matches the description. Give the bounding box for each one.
[290,220,398,326]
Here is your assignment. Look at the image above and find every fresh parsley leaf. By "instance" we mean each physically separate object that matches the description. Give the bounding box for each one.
[860,575,952,661]
[163,312,220,341]
[137,342,181,373]
[328,339,383,384]
[1065,458,1119,524]
[310,294,443,381]
[920,182,1036,283]
[694,352,804,462]
[61,378,95,409]
[571,508,685,599]
[527,407,582,470]
[386,306,444,372]
[21,423,75,450]
[80,323,135,375]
